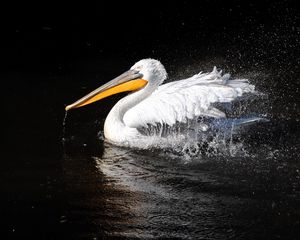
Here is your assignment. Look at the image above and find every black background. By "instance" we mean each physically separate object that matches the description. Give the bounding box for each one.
[2,0,299,75]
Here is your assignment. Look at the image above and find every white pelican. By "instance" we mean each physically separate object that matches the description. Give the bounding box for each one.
[65,58,258,148]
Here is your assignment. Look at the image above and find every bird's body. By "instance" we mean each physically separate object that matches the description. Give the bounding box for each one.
[66,59,261,148]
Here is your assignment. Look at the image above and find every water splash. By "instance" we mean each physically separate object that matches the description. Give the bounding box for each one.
[61,110,68,149]
[119,69,269,158]
[104,114,266,161]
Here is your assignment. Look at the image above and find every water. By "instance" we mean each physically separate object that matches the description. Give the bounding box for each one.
[61,122,300,239]
[59,61,299,239]
[2,1,299,238]
[91,144,299,239]
[2,54,300,239]
[61,111,68,149]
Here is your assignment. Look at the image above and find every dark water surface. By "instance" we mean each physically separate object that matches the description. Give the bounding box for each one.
[2,1,300,238]
[2,55,300,239]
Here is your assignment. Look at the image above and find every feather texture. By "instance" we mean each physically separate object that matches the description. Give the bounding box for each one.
[123,67,255,128]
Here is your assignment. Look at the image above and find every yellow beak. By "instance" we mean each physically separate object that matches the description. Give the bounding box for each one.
[65,70,147,111]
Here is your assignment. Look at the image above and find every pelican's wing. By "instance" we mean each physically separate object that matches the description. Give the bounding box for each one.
[123,67,255,128]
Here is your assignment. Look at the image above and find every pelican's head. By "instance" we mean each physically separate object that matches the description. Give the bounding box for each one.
[130,58,167,86]
[65,58,167,111]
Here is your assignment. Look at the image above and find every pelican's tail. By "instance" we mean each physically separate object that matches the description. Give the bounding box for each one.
[208,116,269,136]
[232,116,269,127]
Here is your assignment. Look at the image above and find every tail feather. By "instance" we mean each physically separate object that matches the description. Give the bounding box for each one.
[209,116,269,136]
[233,116,269,127]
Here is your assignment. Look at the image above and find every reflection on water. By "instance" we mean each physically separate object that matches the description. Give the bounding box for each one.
[62,119,300,239]
[60,62,300,239]
[4,55,298,238]
[93,144,245,239]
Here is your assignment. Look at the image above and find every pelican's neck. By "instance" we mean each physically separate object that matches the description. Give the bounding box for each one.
[104,85,155,144]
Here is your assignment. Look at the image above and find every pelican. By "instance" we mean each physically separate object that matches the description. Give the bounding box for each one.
[65,58,259,148]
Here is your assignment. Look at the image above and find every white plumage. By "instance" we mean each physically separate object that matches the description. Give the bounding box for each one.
[124,67,254,129]
[102,58,256,146]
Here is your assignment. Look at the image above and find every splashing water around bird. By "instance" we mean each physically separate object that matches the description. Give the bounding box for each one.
[64,59,269,159]
[61,111,68,149]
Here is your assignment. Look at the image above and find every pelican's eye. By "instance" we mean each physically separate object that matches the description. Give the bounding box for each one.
[134,65,143,71]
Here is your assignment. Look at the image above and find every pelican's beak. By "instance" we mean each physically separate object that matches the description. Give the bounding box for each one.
[65,70,147,111]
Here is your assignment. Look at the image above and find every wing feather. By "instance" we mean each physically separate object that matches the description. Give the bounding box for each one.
[123,67,255,128]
